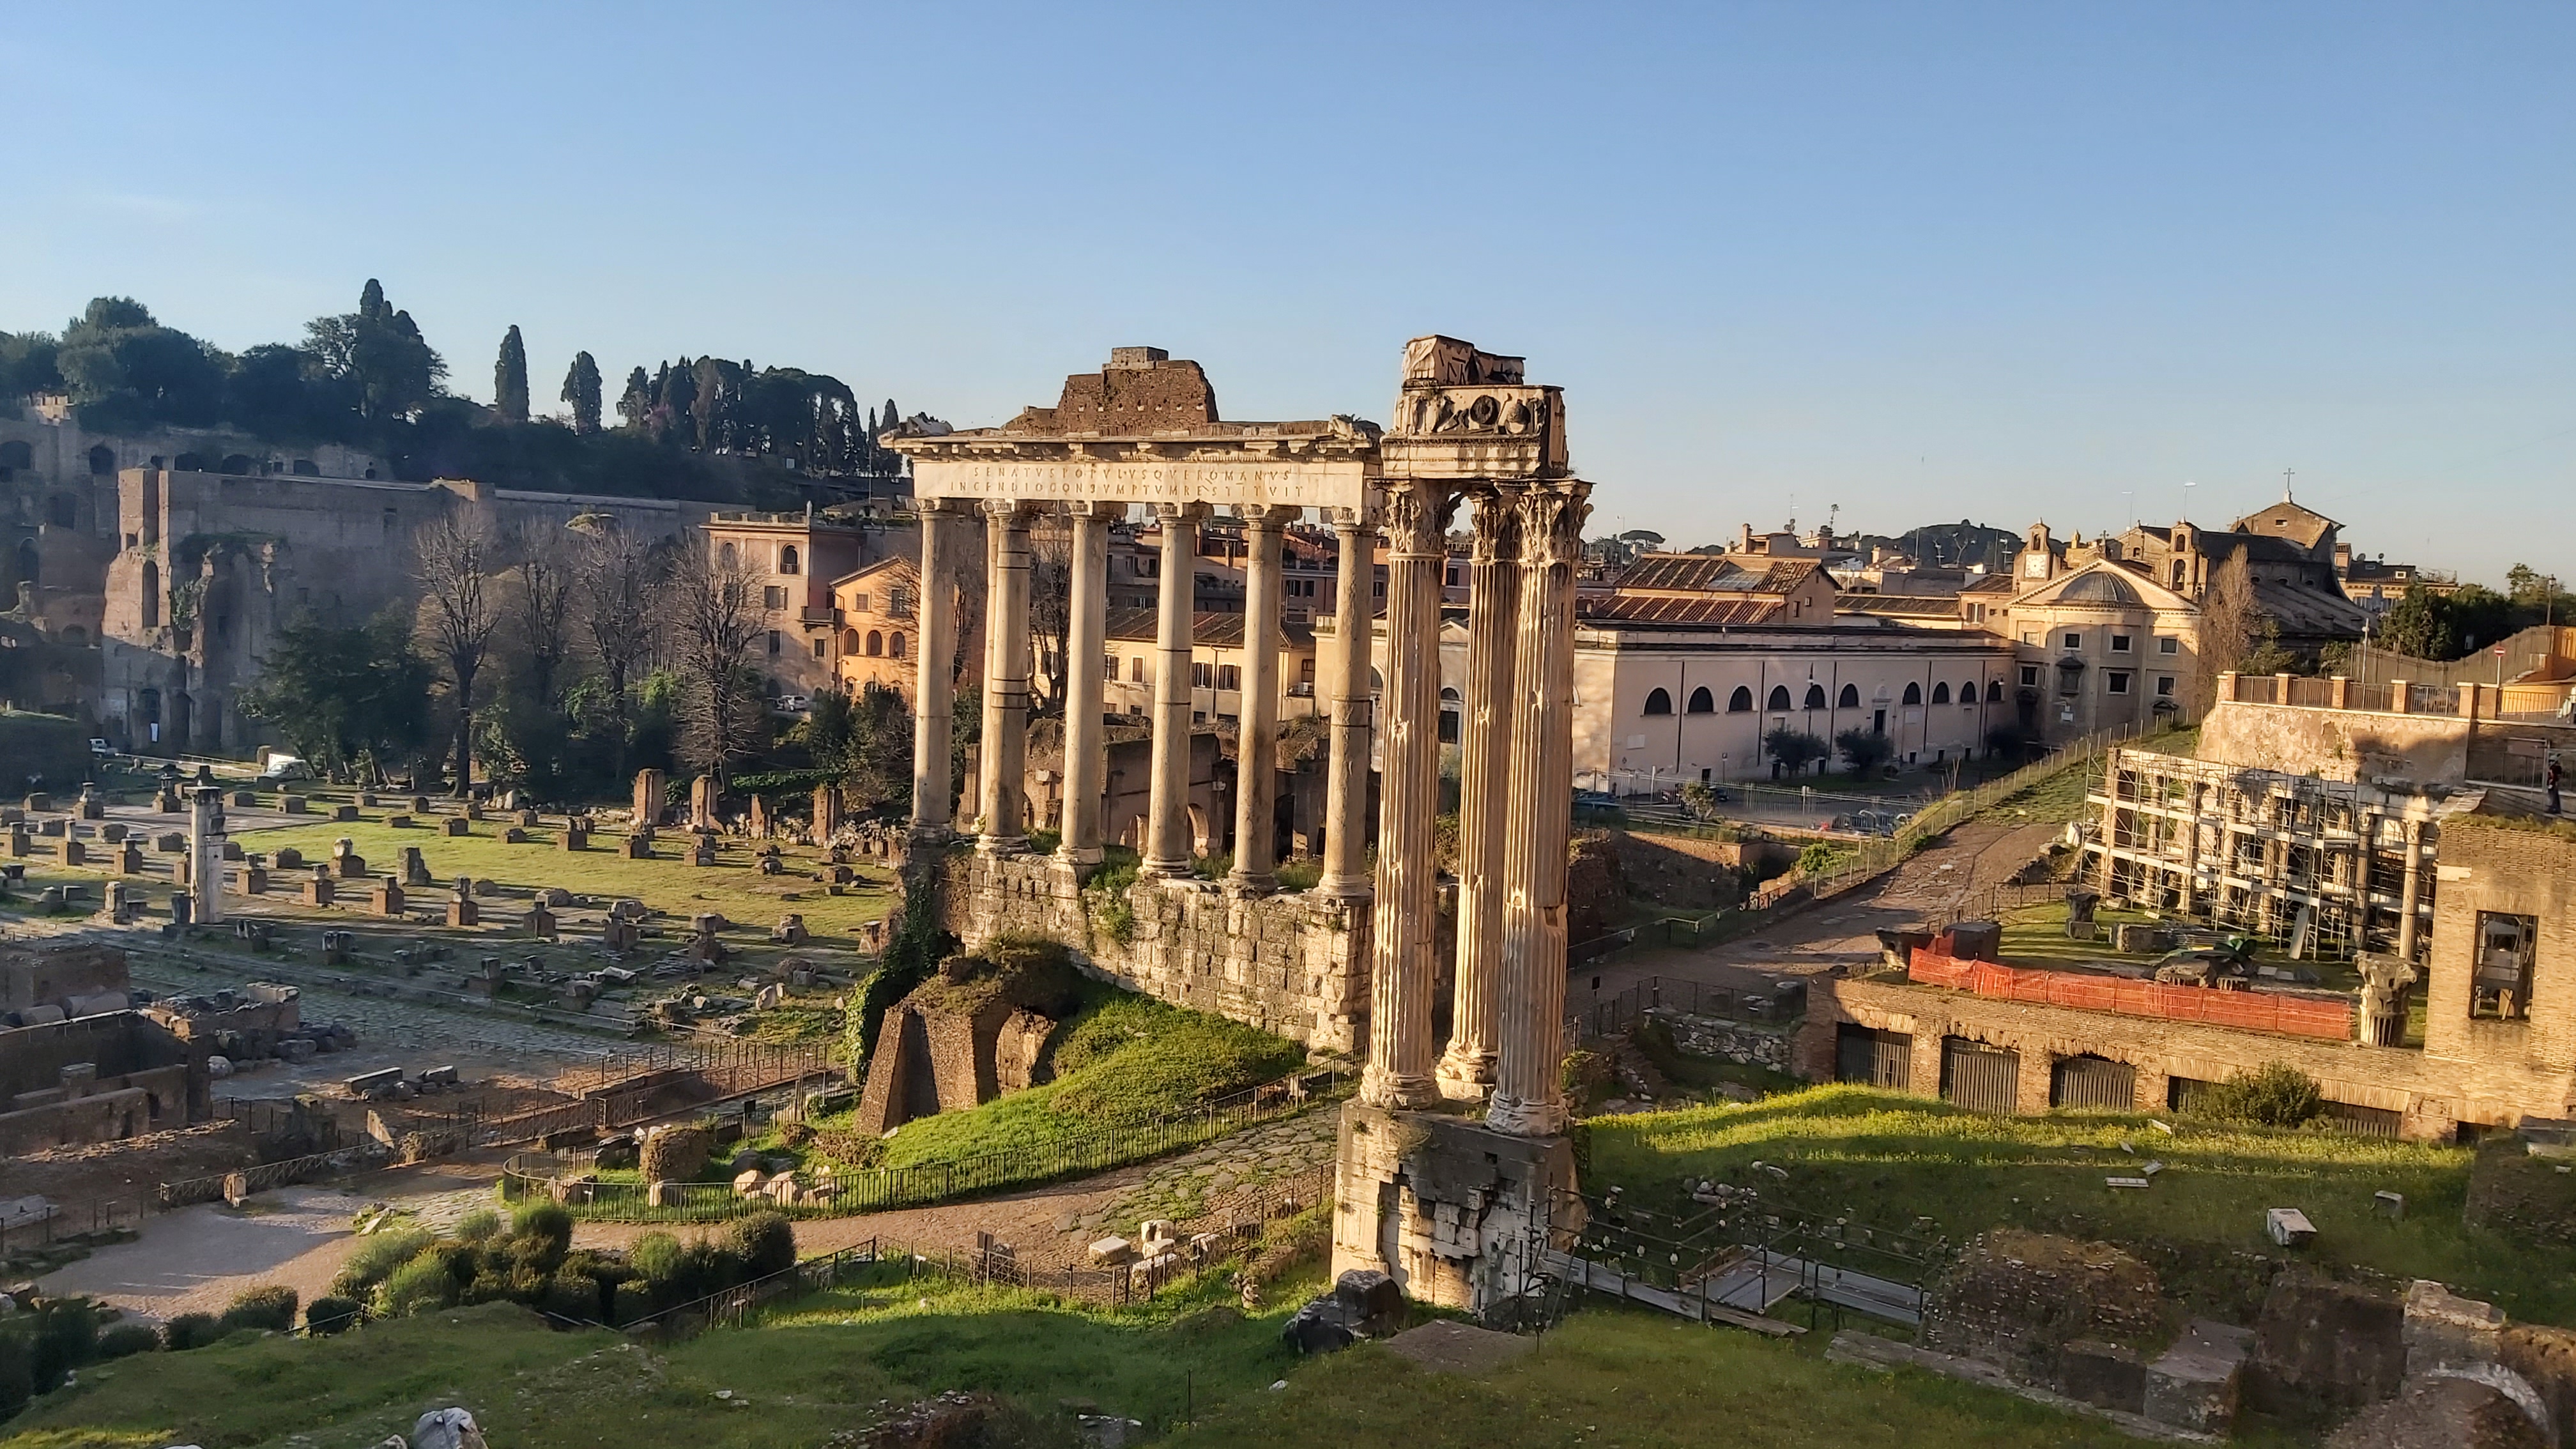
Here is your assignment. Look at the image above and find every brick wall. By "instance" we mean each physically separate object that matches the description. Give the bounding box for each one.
[943,852,1370,1053]
[2425,824,2576,1117]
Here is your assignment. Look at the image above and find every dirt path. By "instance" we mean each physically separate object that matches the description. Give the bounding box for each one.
[1586,820,2061,1002]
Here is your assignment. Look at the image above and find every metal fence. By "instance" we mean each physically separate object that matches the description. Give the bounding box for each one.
[501,1068,1346,1222]
[1563,975,1801,1041]
[0,1194,151,1257]
[156,1141,394,1209]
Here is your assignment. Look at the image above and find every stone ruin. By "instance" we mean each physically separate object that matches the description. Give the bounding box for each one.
[854,942,1084,1135]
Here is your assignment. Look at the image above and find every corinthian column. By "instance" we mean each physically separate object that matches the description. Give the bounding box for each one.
[909,499,962,841]
[977,500,1034,852]
[1058,502,1114,869]
[1143,502,1206,877]
[1229,506,1295,895]
[1317,509,1376,899]
[1489,480,1591,1137]
[1362,477,1448,1110]
[1438,489,1519,1098]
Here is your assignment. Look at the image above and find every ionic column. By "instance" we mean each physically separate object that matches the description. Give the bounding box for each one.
[977,500,1034,853]
[1437,489,1520,1098]
[1489,480,1592,1137]
[1058,502,1114,868]
[909,500,962,841]
[1143,502,1206,877]
[1362,478,1448,1110]
[1229,506,1295,895]
[1317,509,1376,899]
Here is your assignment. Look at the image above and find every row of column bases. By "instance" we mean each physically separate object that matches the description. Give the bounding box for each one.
[903,478,1591,1138]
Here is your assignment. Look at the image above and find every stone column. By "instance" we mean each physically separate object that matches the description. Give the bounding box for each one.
[1228,506,1295,895]
[1059,502,1114,869]
[977,500,1034,852]
[1437,489,1520,1098]
[1363,479,1450,1110]
[909,500,962,841]
[1489,481,1592,1137]
[1317,509,1376,899]
[2398,818,2426,962]
[1143,502,1206,877]
[188,785,226,925]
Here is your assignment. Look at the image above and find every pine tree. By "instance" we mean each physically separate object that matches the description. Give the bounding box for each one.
[560,351,602,434]
[493,325,530,424]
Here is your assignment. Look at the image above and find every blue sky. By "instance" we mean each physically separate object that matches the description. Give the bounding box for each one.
[3,3,2568,585]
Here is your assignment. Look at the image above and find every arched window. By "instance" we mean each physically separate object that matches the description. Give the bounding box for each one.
[1987,678,2004,702]
[88,445,114,475]
[866,631,883,656]
[1958,680,1977,705]
[718,541,737,568]
[1837,684,1860,709]
[173,452,204,471]
[889,632,906,659]
[12,539,36,587]
[1767,686,1793,711]
[1441,686,1462,704]
[779,545,801,576]
[48,494,77,529]
[1728,686,1755,713]
[841,629,862,654]
[1643,687,1673,716]
[219,454,254,475]
[1902,682,1923,705]
[141,561,160,628]
[1931,682,1952,705]
[1686,686,1715,714]
[1803,684,1827,710]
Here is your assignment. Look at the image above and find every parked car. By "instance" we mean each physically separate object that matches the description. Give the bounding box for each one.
[770,694,813,716]
[1572,788,1618,810]
[256,755,315,784]
[88,738,113,758]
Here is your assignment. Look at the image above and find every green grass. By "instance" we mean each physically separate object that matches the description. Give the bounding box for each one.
[1167,1305,2237,1449]
[0,1262,1321,1449]
[1584,1085,2576,1326]
[871,990,1305,1167]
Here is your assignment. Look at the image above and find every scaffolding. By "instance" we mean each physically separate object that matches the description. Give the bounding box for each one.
[2084,748,2454,964]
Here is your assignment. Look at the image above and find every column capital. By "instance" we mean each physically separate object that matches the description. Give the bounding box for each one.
[1238,503,1300,532]
[1512,480,1592,568]
[1153,500,1212,523]
[1065,499,1123,520]
[916,496,967,517]
[1380,477,1455,558]
[1331,506,1374,535]
[981,497,1037,522]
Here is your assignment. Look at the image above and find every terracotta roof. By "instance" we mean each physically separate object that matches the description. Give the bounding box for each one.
[1105,608,1315,648]
[1579,594,1783,625]
[2251,581,2368,638]
[1611,553,1821,595]
[1837,594,1961,618]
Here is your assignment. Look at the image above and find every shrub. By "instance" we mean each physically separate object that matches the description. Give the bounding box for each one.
[30,1298,99,1390]
[95,1322,161,1359]
[539,1270,605,1323]
[2193,1062,2323,1128]
[639,1125,713,1184]
[454,1208,503,1243]
[1796,841,1854,879]
[161,1312,224,1351]
[509,1202,575,1269]
[330,1227,435,1300]
[0,1331,29,1418]
[611,1279,657,1326]
[374,1248,460,1317]
[303,1296,364,1335]
[776,1121,815,1149]
[630,1230,684,1287]
[723,1212,797,1280]
[220,1284,298,1333]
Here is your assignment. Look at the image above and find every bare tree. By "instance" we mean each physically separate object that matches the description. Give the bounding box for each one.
[509,521,578,711]
[1025,516,1073,716]
[670,543,765,785]
[2195,551,2261,710]
[414,514,503,795]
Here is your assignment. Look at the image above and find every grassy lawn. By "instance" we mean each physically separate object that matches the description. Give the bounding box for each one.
[0,1261,1321,1449]
[1167,1307,2246,1449]
[1584,1085,2576,1326]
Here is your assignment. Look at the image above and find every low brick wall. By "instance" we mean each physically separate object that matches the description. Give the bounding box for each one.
[1648,1008,1793,1072]
[942,852,1369,1053]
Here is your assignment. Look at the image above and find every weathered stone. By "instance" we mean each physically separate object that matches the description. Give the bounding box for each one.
[443,817,470,837]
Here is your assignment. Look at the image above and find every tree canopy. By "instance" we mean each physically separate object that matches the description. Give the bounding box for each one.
[236,612,434,781]
[493,325,530,425]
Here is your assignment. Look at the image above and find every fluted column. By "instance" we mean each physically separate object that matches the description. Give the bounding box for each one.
[1144,502,1206,877]
[1229,506,1295,895]
[1438,489,1520,1098]
[1059,502,1114,869]
[1489,480,1591,1137]
[1317,509,1376,899]
[977,500,1034,852]
[909,499,962,841]
[1363,477,1448,1110]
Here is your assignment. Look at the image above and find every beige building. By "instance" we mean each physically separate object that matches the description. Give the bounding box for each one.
[825,555,923,700]
[1103,608,1320,726]
[1971,525,2204,744]
[699,509,877,702]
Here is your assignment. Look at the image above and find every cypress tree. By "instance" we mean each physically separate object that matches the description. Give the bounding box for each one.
[494,325,530,424]
[560,350,602,434]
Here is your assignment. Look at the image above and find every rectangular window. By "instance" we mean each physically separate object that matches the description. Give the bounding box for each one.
[1131,657,1146,682]
[2021,631,2039,646]
[2062,632,2082,651]
[1192,662,1213,689]
[2019,665,2041,687]
[2156,675,2176,697]
[1104,654,1119,680]
[2157,636,2179,654]
[2110,634,2133,653]
[767,630,781,657]
[2106,671,2131,694]
[763,585,786,610]
[812,638,825,659]
[851,592,870,613]
[1217,664,1241,691]
[2472,912,2539,1021]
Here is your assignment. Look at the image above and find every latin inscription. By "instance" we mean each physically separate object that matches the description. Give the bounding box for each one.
[915,457,1370,510]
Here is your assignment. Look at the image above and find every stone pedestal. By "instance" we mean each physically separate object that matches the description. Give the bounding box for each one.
[622,833,652,860]
[76,791,103,821]
[280,795,308,815]
[525,904,556,939]
[443,817,471,837]
[61,839,86,867]
[237,865,267,896]
[115,842,144,874]
[22,792,50,813]
[155,790,182,813]
[231,790,257,808]
[331,804,360,823]
[304,875,335,907]
[370,880,405,917]
[6,828,29,858]
[447,894,479,928]
[562,824,590,851]
[1330,1101,1575,1317]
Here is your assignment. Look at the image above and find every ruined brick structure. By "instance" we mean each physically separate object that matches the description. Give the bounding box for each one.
[0,943,203,1154]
